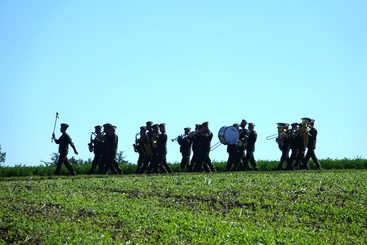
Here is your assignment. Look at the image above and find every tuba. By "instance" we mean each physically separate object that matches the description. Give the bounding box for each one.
[300,118,312,147]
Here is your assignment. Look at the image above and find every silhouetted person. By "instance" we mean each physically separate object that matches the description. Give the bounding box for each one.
[88,125,104,174]
[303,120,322,170]
[102,123,123,175]
[287,123,300,170]
[52,123,78,175]
[135,126,152,174]
[226,123,240,171]
[177,127,193,172]
[242,123,258,170]
[275,124,290,170]
[157,123,172,173]
[235,119,249,171]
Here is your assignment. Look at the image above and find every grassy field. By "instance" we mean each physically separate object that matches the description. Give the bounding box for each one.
[1,158,367,177]
[1,170,366,244]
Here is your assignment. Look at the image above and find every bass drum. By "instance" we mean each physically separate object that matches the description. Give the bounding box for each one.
[218,126,240,145]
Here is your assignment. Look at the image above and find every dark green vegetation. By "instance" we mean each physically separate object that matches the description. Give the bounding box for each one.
[1,170,366,244]
[1,158,367,177]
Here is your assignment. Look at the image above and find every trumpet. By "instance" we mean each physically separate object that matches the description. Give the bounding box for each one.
[171,135,184,142]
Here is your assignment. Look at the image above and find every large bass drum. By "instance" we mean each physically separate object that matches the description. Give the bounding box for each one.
[218,126,240,145]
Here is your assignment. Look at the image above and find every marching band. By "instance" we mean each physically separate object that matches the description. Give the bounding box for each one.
[54,117,321,175]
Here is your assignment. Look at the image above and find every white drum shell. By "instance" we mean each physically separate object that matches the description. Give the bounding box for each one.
[218,126,240,145]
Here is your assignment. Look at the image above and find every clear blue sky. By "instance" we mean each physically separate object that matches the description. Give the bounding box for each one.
[1,1,366,166]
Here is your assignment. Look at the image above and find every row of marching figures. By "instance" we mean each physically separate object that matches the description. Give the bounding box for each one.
[51,113,321,175]
[134,119,259,173]
[266,117,322,170]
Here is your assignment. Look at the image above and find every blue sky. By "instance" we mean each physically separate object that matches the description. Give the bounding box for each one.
[1,1,366,166]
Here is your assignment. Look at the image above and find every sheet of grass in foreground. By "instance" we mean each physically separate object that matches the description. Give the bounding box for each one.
[0,170,366,244]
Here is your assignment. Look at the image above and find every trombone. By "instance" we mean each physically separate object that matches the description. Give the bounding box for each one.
[210,141,222,151]
[266,134,278,140]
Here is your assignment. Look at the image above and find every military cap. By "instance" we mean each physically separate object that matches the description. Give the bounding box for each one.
[233,123,240,128]
[291,123,299,127]
[60,123,69,129]
[103,123,113,128]
[184,127,191,131]
[249,122,255,127]
[276,123,289,128]
[159,123,166,127]
[146,121,153,126]
[95,125,102,129]
[140,126,146,130]
[152,124,159,129]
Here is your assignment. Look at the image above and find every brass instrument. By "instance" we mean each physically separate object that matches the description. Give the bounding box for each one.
[266,133,278,140]
[210,141,222,151]
[300,118,312,147]
[171,134,184,142]
[266,123,289,141]
[133,133,140,152]
[88,131,105,152]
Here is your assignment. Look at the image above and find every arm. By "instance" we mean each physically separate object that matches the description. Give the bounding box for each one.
[67,135,78,155]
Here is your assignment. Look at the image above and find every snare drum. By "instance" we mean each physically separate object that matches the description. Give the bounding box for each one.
[218,126,240,145]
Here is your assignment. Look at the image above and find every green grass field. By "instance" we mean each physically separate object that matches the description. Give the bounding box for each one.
[1,170,366,244]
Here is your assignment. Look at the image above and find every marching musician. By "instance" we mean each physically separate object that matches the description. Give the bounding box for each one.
[177,127,193,172]
[190,124,201,171]
[52,123,78,176]
[296,121,308,170]
[226,123,240,171]
[287,123,300,170]
[88,125,104,174]
[242,123,259,171]
[302,120,322,170]
[274,123,290,171]
[147,124,160,173]
[193,122,216,172]
[101,123,123,175]
[157,123,172,173]
[134,126,152,174]
[235,119,249,171]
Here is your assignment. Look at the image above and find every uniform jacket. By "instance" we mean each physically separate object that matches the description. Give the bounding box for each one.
[246,130,257,152]
[55,133,75,155]
[307,127,317,149]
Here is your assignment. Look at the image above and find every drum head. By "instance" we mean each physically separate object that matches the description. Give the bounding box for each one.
[218,126,240,145]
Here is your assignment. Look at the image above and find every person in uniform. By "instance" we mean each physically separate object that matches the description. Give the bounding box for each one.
[235,119,249,171]
[226,123,240,171]
[88,125,104,174]
[134,126,152,174]
[295,122,307,169]
[194,122,216,172]
[190,124,201,171]
[177,127,193,172]
[302,120,322,170]
[52,123,78,175]
[157,123,172,173]
[147,124,160,173]
[274,124,290,170]
[101,123,123,175]
[242,123,259,170]
[287,123,300,170]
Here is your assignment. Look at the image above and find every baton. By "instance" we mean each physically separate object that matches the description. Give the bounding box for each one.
[51,112,59,142]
